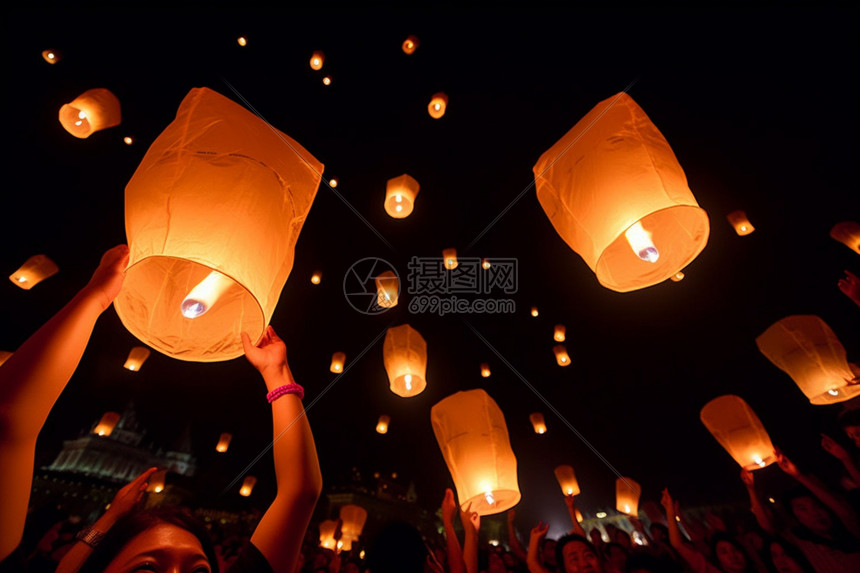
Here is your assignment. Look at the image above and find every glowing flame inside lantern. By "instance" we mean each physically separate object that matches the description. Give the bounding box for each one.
[753,455,766,468]
[625,221,659,263]
[74,110,87,127]
[181,270,233,318]
[829,388,839,396]
[484,491,495,505]
[405,374,413,391]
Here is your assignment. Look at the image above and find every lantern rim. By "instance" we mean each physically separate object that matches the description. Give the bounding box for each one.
[460,489,521,517]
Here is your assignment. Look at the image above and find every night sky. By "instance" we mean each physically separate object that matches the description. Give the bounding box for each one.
[2,2,858,538]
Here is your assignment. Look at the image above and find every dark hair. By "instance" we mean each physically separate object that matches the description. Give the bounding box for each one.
[649,522,668,538]
[709,533,752,573]
[837,407,860,429]
[765,536,815,573]
[366,521,426,573]
[77,506,218,573]
[604,541,627,557]
[555,533,597,571]
[781,486,860,553]
[626,552,674,573]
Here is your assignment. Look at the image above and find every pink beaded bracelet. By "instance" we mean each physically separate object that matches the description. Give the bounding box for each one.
[266,383,304,403]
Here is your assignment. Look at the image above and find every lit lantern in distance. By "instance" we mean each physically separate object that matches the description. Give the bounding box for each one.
[616,477,641,517]
[322,76,332,86]
[402,35,419,54]
[383,324,428,397]
[530,413,547,434]
[431,389,521,516]
[480,363,491,378]
[385,174,420,218]
[576,509,584,523]
[319,519,339,550]
[123,346,151,372]
[700,395,776,470]
[756,315,859,404]
[670,271,685,282]
[9,254,58,290]
[376,415,390,434]
[310,51,324,70]
[376,270,399,308]
[239,476,257,496]
[530,307,539,317]
[554,324,566,342]
[311,271,322,285]
[554,465,580,496]
[59,88,121,139]
[147,470,167,493]
[553,345,571,366]
[830,221,860,254]
[727,210,755,236]
[428,92,448,119]
[42,49,61,64]
[329,177,338,188]
[123,136,134,145]
[330,352,346,373]
[0,351,12,367]
[237,36,247,46]
[482,258,491,269]
[443,248,458,269]
[215,432,232,453]
[93,412,121,437]
[339,505,367,551]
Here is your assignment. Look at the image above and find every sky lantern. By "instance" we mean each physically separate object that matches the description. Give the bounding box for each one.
[322,76,332,86]
[9,254,58,290]
[553,345,571,366]
[113,88,322,362]
[310,50,324,70]
[534,92,709,292]
[554,324,566,342]
[123,346,151,372]
[375,270,399,308]
[830,221,860,254]
[530,413,547,434]
[239,476,257,497]
[384,174,420,218]
[59,88,121,139]
[756,315,859,404]
[428,92,448,119]
[482,258,491,269]
[93,412,121,437]
[311,271,322,285]
[330,352,346,373]
[376,415,390,434]
[727,210,755,236]
[530,307,539,317]
[576,509,584,523]
[431,389,521,516]
[554,465,580,496]
[700,395,776,470]
[42,49,61,64]
[383,324,428,397]
[339,505,367,551]
[123,136,134,145]
[319,519,339,550]
[402,35,419,54]
[480,363,491,378]
[0,351,12,367]
[237,36,247,46]
[443,248,458,269]
[215,432,232,453]
[616,477,641,517]
[670,271,685,282]
[146,470,167,493]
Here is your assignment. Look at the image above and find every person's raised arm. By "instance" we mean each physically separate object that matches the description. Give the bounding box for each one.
[506,509,528,564]
[242,326,323,573]
[461,503,480,573]
[740,468,775,535]
[838,270,860,308]
[441,488,466,573]
[821,433,860,489]
[564,494,587,537]
[661,488,706,569]
[0,245,128,560]
[525,522,551,573]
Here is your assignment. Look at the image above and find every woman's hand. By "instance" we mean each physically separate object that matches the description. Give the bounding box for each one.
[102,467,158,526]
[776,449,800,477]
[83,245,129,311]
[528,521,549,549]
[242,326,289,384]
[442,488,458,526]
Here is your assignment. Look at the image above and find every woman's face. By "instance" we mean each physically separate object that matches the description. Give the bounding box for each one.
[103,523,211,573]
[561,540,602,573]
[715,540,746,573]
[790,496,832,534]
[770,542,805,573]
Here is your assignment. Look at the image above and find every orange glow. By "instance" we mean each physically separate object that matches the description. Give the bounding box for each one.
[830,221,860,254]
[146,470,167,493]
[123,346,151,372]
[237,36,247,46]
[480,363,491,378]
[9,254,58,290]
[616,477,642,516]
[384,324,428,397]
[376,415,390,434]
[443,248,458,269]
[554,324,566,342]
[311,271,322,285]
[319,519,339,549]
[553,345,571,366]
[482,258,491,269]
[0,351,12,367]
[322,76,332,86]
[339,505,367,551]
[93,412,121,437]
[554,465,580,496]
[428,92,448,119]
[239,475,257,496]
[670,271,685,282]
[376,270,399,308]
[216,432,232,452]
[384,174,420,218]
[123,136,134,145]
[310,51,325,70]
[530,307,539,317]
[59,88,121,139]
[530,413,547,434]
[42,49,61,64]
[402,35,419,54]
[330,352,346,373]
[727,210,755,236]
[701,395,776,470]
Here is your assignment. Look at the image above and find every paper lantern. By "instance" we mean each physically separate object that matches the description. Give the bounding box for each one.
[311,271,322,285]
[530,413,547,434]
[375,271,399,308]
[830,222,860,254]
[727,210,755,236]
[534,92,709,292]
[319,519,339,550]
[402,35,419,54]
[700,395,776,470]
[310,51,324,70]
[330,352,346,373]
[576,509,584,523]
[554,324,566,342]
[146,469,167,493]
[239,476,257,497]
[530,307,539,317]
[215,432,232,453]
[59,88,121,139]
[553,345,571,367]
[42,49,61,64]
[616,477,641,517]
[114,88,322,362]
[383,324,428,397]
[339,505,367,551]
[93,412,121,437]
[384,174,420,218]
[237,36,247,47]
[9,254,58,290]
[482,258,491,269]
[322,76,332,86]
[670,271,685,282]
[123,136,134,145]
[756,315,858,404]
[431,389,521,516]
[122,346,150,372]
[0,351,12,367]
[480,363,491,378]
[376,415,390,434]
[443,249,458,270]
[428,92,448,119]
[554,465,580,496]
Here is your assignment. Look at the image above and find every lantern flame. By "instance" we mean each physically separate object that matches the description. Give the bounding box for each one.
[484,491,495,505]
[625,221,659,263]
[405,374,413,391]
[181,270,233,318]
[829,388,839,396]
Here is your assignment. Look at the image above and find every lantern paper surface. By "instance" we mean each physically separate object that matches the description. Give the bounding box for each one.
[310,51,325,70]
[534,92,709,292]
[9,255,59,290]
[93,412,121,437]
[428,92,448,119]
[554,324,566,342]
[443,249,458,269]
[319,519,339,549]
[756,315,858,404]
[531,307,539,317]
[553,345,571,366]
[830,222,860,254]
[616,477,641,516]
[339,504,367,550]
[383,324,428,397]
[216,432,232,452]
[123,346,151,371]
[700,395,776,470]
[376,415,390,434]
[42,49,61,64]
[670,271,685,282]
[530,413,547,434]
[311,271,322,285]
[727,210,755,236]
[146,470,167,493]
[402,35,419,54]
[384,174,420,218]
[330,352,346,373]
[481,363,491,378]
[59,88,121,139]
[0,351,12,367]
[375,270,399,308]
[239,476,257,496]
[554,465,580,496]
[114,88,322,362]
[431,389,521,516]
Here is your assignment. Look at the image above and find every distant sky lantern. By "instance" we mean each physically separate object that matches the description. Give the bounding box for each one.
[830,221,860,254]
[428,92,448,119]
[215,432,232,453]
[311,271,322,285]
[432,389,521,516]
[339,505,367,551]
[384,174,420,218]
[670,271,685,282]
[530,413,547,434]
[123,136,134,145]
[239,475,257,496]
[59,88,121,139]
[123,346,151,372]
[114,88,321,362]
[554,465,580,496]
[383,324,428,397]
[554,324,566,342]
[237,36,247,46]
[553,345,571,366]
[329,177,338,188]
[402,35,419,54]
[480,363,491,378]
[531,307,539,317]
[700,395,776,470]
[0,351,12,367]
[146,470,167,493]
[443,248,458,269]
[727,210,755,236]
[93,412,121,437]
[482,258,491,269]
[322,76,332,86]
[42,49,61,64]
[319,519,339,550]
[375,270,399,308]
[576,509,584,523]
[616,477,642,517]
[330,352,346,373]
[534,92,709,292]
[756,315,859,404]
[9,254,58,290]
[310,50,324,70]
[376,415,390,434]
